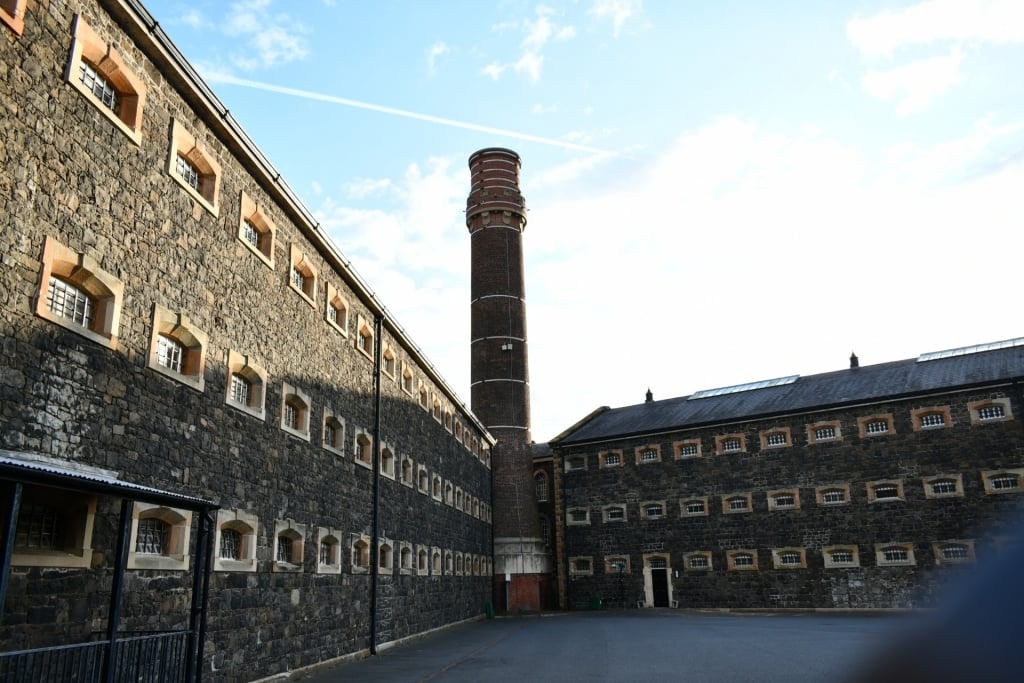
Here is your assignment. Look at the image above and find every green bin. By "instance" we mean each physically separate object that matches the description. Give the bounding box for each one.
[589,596,603,610]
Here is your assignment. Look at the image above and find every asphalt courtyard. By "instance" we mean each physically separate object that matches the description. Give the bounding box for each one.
[296,610,913,683]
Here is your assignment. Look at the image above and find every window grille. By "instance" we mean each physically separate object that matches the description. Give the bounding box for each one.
[359,330,373,354]
[990,475,1019,490]
[290,267,306,292]
[603,453,621,466]
[325,303,338,324]
[284,401,301,430]
[219,529,241,560]
[320,540,334,565]
[920,412,946,428]
[728,497,749,511]
[866,420,889,434]
[156,334,184,373]
[276,536,293,563]
[175,154,200,191]
[535,474,548,501]
[773,494,795,508]
[15,502,63,550]
[572,558,591,572]
[645,504,664,518]
[941,544,969,561]
[384,355,396,375]
[688,555,709,569]
[766,433,787,446]
[822,489,846,504]
[640,448,658,462]
[685,501,706,514]
[873,484,900,499]
[47,277,94,328]
[779,551,801,566]
[229,374,250,406]
[324,422,337,448]
[242,220,260,248]
[882,547,908,562]
[135,518,169,555]
[814,426,837,441]
[722,438,742,452]
[608,559,627,573]
[978,405,1005,420]
[606,507,625,520]
[679,443,699,457]
[79,61,118,111]
[929,479,957,495]
[732,554,754,567]
[540,517,551,547]
[649,558,667,569]
[829,550,854,565]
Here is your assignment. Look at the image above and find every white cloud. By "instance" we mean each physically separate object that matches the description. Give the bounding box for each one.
[532,103,558,114]
[345,177,392,199]
[181,10,207,29]
[588,0,643,37]
[862,48,962,115]
[848,0,1024,57]
[482,5,574,83]
[224,0,309,71]
[426,42,450,76]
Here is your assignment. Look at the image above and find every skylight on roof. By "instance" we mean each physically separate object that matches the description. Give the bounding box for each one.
[689,375,799,400]
[917,337,1024,362]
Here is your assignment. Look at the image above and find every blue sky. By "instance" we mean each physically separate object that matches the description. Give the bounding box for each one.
[143,0,1024,441]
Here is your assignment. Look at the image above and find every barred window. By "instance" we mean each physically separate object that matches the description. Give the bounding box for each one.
[978,405,1005,420]
[940,544,970,561]
[277,535,293,563]
[723,438,742,452]
[135,518,170,555]
[291,267,306,292]
[772,494,795,508]
[822,488,846,504]
[324,422,338,448]
[865,420,889,434]
[535,472,548,501]
[242,219,260,248]
[814,426,837,441]
[930,479,958,495]
[320,539,334,565]
[679,443,699,457]
[728,496,749,511]
[685,500,706,514]
[829,550,854,565]
[175,154,200,191]
[229,374,250,406]
[640,448,658,462]
[733,553,754,567]
[606,506,625,520]
[283,401,300,430]
[572,558,592,572]
[688,555,709,569]
[779,551,802,566]
[604,453,621,466]
[920,412,946,428]
[873,484,900,500]
[766,433,787,446]
[882,547,908,562]
[219,529,241,560]
[14,502,63,550]
[607,558,628,573]
[79,60,118,112]
[156,334,184,373]
[645,504,664,518]
[990,474,1019,491]
[47,277,94,328]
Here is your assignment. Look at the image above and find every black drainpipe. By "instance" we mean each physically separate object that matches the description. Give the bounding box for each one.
[369,315,383,655]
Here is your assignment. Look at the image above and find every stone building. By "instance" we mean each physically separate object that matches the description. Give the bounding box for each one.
[545,342,1024,610]
[1,0,494,679]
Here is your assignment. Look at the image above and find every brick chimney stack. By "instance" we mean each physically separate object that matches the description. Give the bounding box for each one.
[466,148,549,612]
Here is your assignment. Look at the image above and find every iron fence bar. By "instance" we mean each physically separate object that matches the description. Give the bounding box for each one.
[0,482,22,625]
[102,497,133,683]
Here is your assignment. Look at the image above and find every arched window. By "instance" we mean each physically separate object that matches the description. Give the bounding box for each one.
[534,471,548,502]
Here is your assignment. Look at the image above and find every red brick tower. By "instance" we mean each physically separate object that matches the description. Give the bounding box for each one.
[466,148,549,612]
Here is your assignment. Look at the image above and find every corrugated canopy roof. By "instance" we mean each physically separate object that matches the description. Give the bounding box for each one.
[556,341,1024,446]
[0,451,217,510]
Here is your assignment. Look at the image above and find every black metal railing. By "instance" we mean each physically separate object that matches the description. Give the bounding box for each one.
[0,630,192,682]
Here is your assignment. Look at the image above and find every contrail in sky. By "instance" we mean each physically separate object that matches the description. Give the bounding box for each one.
[206,72,611,155]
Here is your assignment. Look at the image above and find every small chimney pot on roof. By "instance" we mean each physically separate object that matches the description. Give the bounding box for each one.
[850,352,859,369]
[645,388,653,403]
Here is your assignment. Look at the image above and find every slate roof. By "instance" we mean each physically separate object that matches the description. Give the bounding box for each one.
[555,339,1024,446]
